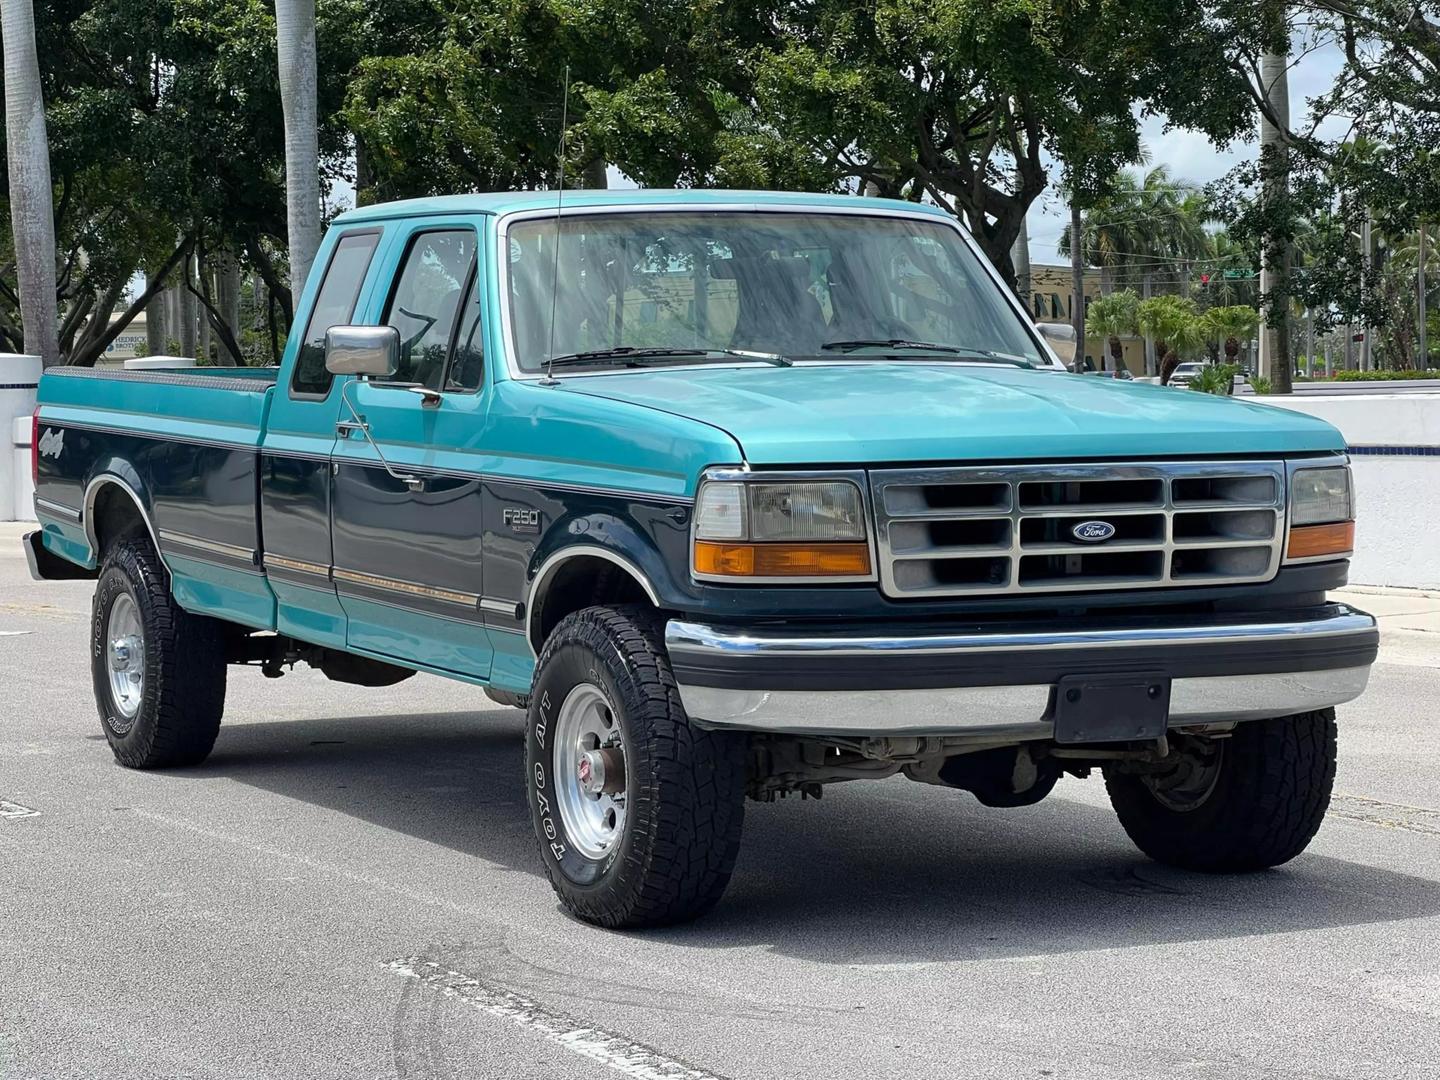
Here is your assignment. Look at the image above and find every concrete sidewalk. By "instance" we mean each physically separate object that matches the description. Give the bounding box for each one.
[1334,585,1440,668]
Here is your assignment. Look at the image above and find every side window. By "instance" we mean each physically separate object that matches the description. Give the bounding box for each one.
[445,269,484,392]
[384,230,476,390]
[290,230,381,398]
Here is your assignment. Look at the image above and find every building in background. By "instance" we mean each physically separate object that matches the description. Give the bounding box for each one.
[1028,264,1145,371]
[99,314,148,364]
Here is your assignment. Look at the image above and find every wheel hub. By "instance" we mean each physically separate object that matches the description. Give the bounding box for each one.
[553,683,628,860]
[104,594,145,728]
[578,747,626,795]
[1143,737,1225,812]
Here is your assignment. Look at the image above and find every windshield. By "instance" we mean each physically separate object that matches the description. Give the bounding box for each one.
[504,211,1047,372]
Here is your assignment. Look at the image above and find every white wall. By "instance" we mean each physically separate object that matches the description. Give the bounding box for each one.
[1253,394,1440,589]
[0,354,40,522]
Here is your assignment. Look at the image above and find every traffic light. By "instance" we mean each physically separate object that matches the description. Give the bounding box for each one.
[1199,272,1211,287]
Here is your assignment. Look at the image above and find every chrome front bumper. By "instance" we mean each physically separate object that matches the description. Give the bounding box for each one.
[664,606,1378,738]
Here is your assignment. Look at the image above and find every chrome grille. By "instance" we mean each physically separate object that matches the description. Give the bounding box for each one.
[871,462,1286,598]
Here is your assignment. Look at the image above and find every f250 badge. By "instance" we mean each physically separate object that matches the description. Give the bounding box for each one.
[37,428,64,460]
[502,507,541,534]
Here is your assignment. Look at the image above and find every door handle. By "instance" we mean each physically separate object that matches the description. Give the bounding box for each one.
[336,419,365,438]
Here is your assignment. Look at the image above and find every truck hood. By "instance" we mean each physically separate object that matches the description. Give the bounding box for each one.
[556,363,1346,465]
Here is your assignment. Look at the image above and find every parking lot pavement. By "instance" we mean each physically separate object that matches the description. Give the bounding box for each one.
[2,526,1438,1080]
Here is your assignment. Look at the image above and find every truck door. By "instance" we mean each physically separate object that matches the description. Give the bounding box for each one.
[261,228,385,648]
[329,222,494,677]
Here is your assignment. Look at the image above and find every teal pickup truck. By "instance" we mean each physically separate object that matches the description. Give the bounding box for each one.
[27,190,1377,928]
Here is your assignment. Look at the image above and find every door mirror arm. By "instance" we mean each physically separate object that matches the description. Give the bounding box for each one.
[337,381,425,492]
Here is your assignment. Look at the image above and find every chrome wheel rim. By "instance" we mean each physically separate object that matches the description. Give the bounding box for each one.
[105,593,145,730]
[553,682,627,861]
[1143,738,1224,812]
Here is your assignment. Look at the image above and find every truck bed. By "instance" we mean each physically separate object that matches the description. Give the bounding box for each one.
[32,365,281,628]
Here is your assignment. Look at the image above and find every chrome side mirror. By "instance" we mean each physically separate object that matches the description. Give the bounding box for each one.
[325,325,400,377]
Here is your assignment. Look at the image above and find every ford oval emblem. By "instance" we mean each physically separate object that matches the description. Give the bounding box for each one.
[1071,520,1117,543]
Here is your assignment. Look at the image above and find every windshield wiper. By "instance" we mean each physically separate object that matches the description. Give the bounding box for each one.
[819,339,1036,367]
[545,346,792,370]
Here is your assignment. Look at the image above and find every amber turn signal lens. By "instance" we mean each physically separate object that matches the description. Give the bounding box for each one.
[694,541,871,578]
[1287,521,1355,560]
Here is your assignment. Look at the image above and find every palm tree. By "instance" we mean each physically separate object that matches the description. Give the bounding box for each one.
[1258,19,1293,394]
[1085,290,1140,372]
[2,0,59,365]
[275,0,322,293]
[1060,165,1216,373]
[1138,295,1205,385]
[1060,166,1214,293]
[1202,305,1260,364]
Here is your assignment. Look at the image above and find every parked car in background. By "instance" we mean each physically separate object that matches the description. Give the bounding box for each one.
[1168,361,1206,387]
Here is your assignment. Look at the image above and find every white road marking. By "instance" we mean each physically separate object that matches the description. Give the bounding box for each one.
[0,800,40,819]
[387,957,729,1080]
[1330,793,1440,836]
[0,630,31,637]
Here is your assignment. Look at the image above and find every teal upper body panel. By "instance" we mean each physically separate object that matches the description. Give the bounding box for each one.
[38,368,275,448]
[549,362,1348,466]
[331,188,952,226]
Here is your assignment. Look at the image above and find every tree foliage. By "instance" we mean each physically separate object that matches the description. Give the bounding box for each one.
[1209,2,1440,368]
[1137,294,1206,384]
[1085,289,1139,372]
[1201,304,1260,361]
[1060,166,1214,294]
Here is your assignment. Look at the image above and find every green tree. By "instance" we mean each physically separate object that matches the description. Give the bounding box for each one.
[1085,289,1140,373]
[0,0,370,364]
[1201,304,1260,364]
[1138,294,1205,385]
[750,1,1256,287]
[1061,166,1213,296]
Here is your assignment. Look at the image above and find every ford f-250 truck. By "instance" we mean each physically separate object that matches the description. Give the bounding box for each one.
[26,190,1378,928]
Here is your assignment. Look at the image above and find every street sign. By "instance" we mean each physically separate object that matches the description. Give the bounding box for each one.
[1222,269,1257,280]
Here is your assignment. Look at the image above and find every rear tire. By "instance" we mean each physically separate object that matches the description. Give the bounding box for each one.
[1105,709,1337,871]
[525,605,747,928]
[91,537,227,769]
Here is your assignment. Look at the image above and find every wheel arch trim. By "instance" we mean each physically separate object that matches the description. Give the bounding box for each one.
[525,544,662,655]
[83,473,169,574]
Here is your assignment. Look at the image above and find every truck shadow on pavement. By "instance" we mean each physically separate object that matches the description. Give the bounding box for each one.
[192,708,1440,966]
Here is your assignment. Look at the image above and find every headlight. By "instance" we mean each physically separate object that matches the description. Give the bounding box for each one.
[1287,465,1355,561]
[1291,467,1352,525]
[693,478,872,580]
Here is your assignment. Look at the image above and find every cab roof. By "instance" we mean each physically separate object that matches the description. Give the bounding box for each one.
[331,188,954,225]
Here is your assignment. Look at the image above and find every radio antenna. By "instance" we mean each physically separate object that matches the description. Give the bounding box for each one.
[542,66,571,386]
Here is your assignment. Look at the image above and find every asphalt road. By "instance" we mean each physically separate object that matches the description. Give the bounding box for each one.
[3,534,1438,1080]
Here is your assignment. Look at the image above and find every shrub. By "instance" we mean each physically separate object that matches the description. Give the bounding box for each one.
[1325,368,1440,381]
[1191,363,1242,395]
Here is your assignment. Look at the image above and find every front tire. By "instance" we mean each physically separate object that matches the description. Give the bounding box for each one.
[91,537,227,769]
[1105,709,1337,872]
[525,605,747,928]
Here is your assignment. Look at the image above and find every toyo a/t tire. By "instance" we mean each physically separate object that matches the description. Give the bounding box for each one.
[524,605,748,929]
[91,537,228,769]
[1104,709,1338,872]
